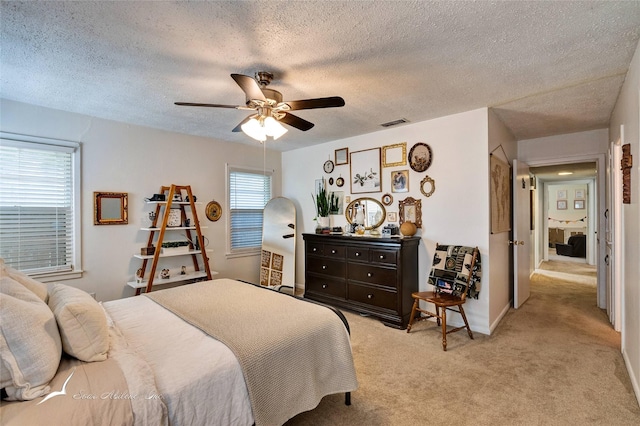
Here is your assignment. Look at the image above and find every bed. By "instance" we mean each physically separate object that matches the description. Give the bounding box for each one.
[0,268,358,426]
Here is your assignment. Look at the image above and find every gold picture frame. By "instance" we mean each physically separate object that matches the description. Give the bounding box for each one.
[382,143,407,167]
[398,196,422,228]
[94,192,128,225]
[335,147,349,165]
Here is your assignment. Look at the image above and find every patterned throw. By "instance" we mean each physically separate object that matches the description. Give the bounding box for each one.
[429,245,482,299]
[146,279,358,426]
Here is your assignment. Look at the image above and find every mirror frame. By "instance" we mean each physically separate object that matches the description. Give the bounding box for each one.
[345,197,387,230]
[399,196,422,228]
[94,192,128,225]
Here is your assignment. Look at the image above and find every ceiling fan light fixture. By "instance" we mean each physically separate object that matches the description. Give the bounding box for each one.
[241,117,267,142]
[263,116,288,140]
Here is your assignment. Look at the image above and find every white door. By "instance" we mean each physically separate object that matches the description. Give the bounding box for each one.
[513,159,531,308]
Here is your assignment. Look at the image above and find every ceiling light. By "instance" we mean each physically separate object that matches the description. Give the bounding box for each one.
[558,172,573,176]
[240,116,288,142]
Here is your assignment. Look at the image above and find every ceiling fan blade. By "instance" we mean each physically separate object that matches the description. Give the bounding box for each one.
[232,115,257,132]
[175,102,240,108]
[285,96,345,111]
[279,113,315,131]
[231,74,266,102]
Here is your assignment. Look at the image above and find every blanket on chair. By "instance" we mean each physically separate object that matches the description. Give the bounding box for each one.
[146,278,357,426]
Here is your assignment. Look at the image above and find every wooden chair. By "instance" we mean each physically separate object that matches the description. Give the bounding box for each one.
[406,245,481,351]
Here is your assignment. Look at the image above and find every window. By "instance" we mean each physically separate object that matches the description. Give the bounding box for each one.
[227,166,272,256]
[0,132,81,280]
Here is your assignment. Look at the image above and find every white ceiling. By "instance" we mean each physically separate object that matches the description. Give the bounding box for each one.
[1,1,639,152]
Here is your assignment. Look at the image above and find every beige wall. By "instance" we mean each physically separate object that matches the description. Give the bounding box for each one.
[0,99,282,302]
[283,108,501,334]
[487,109,517,332]
[610,38,640,406]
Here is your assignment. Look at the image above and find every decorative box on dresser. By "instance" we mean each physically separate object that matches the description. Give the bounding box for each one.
[302,233,420,329]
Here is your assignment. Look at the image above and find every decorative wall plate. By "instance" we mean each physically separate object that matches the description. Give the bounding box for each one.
[408,142,432,172]
[336,176,344,187]
[323,159,335,173]
[205,200,222,221]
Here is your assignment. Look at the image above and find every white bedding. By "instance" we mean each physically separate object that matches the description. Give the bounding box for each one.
[103,296,254,426]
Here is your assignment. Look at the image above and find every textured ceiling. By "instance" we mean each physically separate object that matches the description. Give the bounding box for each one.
[1,1,639,152]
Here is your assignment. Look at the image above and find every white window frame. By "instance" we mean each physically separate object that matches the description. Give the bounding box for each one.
[0,132,82,281]
[226,164,273,258]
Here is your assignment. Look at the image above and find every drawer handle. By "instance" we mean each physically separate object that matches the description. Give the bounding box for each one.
[322,284,328,289]
[367,272,372,277]
[355,252,361,256]
[367,294,373,299]
[379,255,385,259]
[322,265,327,270]
[312,247,317,252]
[331,249,336,254]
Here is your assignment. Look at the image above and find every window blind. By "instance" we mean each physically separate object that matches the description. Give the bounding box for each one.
[0,141,76,273]
[229,169,272,251]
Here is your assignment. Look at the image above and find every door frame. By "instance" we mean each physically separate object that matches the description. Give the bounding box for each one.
[525,153,607,309]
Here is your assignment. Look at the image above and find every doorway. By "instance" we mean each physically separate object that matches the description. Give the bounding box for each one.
[529,161,602,305]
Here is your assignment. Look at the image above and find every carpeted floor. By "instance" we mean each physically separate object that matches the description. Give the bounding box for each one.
[286,260,639,425]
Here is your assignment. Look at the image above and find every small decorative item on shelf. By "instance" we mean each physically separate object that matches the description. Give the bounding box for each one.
[400,221,417,237]
[180,266,187,275]
[141,246,156,256]
[161,241,190,254]
[160,269,170,279]
[167,208,181,227]
[184,218,191,227]
[135,268,143,284]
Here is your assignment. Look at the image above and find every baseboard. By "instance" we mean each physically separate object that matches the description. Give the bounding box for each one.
[623,349,640,407]
[489,302,511,335]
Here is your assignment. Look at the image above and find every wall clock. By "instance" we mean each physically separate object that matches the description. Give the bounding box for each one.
[323,160,335,174]
[205,200,222,222]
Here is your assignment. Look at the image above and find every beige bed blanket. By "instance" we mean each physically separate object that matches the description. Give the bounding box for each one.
[146,278,358,426]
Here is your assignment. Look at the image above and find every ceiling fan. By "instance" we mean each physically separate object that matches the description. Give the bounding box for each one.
[175,72,345,142]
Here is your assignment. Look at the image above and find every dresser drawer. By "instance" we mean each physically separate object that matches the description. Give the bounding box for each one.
[306,242,324,256]
[307,257,346,276]
[324,244,346,259]
[348,263,397,288]
[347,246,369,261]
[306,275,346,299]
[348,283,397,310]
[371,248,398,266]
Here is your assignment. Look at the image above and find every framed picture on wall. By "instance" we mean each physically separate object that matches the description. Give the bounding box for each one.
[350,148,382,194]
[557,200,568,210]
[574,200,585,209]
[557,189,567,200]
[391,170,409,193]
[335,147,349,165]
[575,189,585,199]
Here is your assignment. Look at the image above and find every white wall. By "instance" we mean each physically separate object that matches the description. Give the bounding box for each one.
[547,182,589,237]
[0,99,282,302]
[487,109,517,331]
[283,108,496,334]
[610,39,640,406]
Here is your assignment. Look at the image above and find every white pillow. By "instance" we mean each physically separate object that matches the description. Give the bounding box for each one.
[0,276,62,400]
[47,283,109,362]
[3,264,49,302]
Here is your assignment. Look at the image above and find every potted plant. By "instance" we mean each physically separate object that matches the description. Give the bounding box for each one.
[312,178,333,229]
[161,241,190,254]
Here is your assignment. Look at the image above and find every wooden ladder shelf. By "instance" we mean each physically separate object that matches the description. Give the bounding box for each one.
[130,184,213,295]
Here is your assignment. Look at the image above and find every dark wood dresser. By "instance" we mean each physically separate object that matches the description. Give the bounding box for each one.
[302,233,420,329]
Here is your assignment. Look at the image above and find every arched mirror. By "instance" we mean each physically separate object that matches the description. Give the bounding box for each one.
[345,197,386,230]
[261,197,296,294]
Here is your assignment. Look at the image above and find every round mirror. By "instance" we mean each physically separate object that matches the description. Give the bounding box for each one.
[345,197,386,230]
